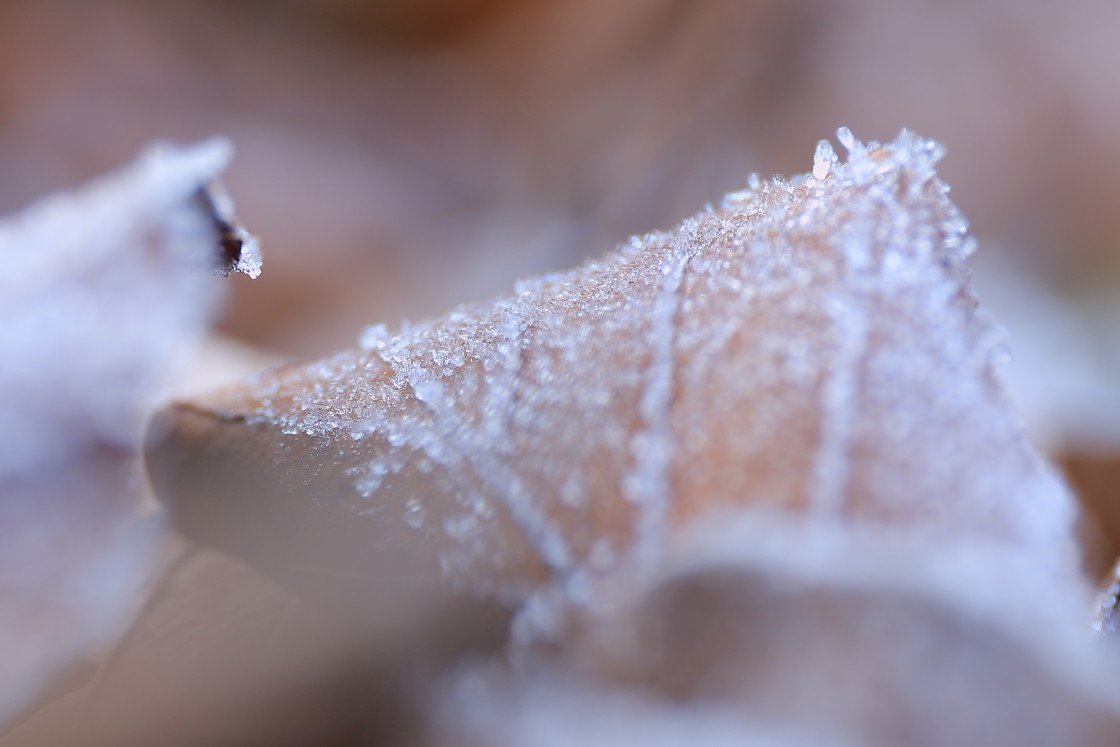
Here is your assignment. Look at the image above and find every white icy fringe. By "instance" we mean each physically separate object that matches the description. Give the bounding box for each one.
[0,140,232,723]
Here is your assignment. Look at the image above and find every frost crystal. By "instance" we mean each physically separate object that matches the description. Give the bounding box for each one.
[165,128,1080,638]
[812,139,837,180]
[836,125,860,154]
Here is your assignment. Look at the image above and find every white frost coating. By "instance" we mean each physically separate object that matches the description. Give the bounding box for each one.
[622,229,694,571]
[227,127,1080,626]
[809,294,870,517]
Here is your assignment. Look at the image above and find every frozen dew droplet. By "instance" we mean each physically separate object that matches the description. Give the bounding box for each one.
[813,139,837,180]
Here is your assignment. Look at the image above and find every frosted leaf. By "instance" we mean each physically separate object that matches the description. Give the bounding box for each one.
[148,129,1080,640]
[0,139,241,723]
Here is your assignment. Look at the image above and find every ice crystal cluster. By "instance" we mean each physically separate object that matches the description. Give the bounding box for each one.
[0,140,234,722]
[183,129,1079,627]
